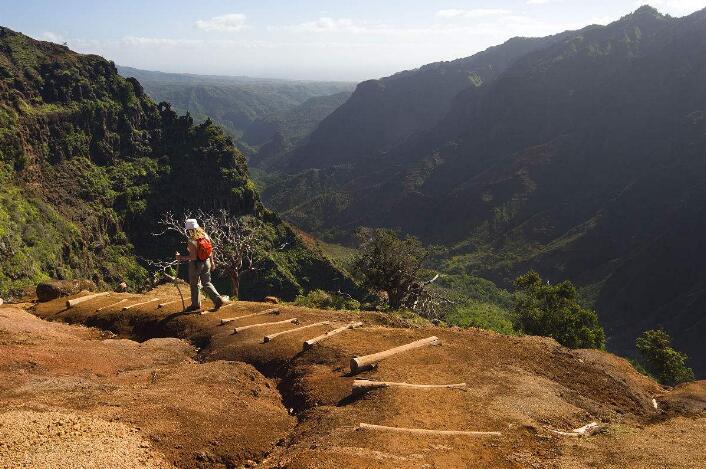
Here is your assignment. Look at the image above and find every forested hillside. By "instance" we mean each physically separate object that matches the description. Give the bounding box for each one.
[117,66,353,150]
[258,6,706,375]
[0,27,357,301]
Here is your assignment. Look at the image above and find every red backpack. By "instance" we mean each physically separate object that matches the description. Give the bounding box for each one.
[196,237,213,261]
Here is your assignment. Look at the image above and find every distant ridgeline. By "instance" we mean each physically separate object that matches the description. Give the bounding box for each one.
[0,27,358,301]
[116,65,354,162]
[259,6,706,375]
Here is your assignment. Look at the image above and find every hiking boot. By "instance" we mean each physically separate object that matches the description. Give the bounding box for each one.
[184,305,201,314]
[210,296,231,312]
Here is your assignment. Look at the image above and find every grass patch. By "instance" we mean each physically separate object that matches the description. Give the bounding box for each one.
[445,301,516,335]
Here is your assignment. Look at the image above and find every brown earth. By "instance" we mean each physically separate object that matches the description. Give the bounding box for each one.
[2,286,705,468]
[0,305,293,468]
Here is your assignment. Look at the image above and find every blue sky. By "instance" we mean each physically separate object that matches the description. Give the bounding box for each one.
[2,0,705,81]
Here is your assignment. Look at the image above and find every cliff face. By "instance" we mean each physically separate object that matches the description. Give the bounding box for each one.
[0,27,356,300]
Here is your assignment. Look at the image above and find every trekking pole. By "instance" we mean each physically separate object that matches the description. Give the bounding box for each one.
[172,253,186,311]
[162,252,186,311]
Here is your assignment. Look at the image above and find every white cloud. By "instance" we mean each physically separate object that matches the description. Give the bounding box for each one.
[275,17,366,33]
[526,0,561,5]
[647,0,706,16]
[41,31,65,43]
[121,36,204,47]
[195,13,248,32]
[436,8,511,18]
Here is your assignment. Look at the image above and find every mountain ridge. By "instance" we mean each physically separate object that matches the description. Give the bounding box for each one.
[257,6,706,375]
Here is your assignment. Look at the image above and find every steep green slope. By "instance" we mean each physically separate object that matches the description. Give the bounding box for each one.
[0,27,357,301]
[247,92,352,171]
[258,6,706,375]
[282,33,572,173]
[117,66,354,147]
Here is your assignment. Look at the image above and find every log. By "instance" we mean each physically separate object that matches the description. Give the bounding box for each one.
[358,423,501,437]
[158,299,181,308]
[234,318,298,334]
[220,308,280,325]
[122,298,161,311]
[352,379,467,395]
[551,422,605,437]
[66,291,110,308]
[350,336,441,374]
[218,301,238,311]
[96,298,129,312]
[303,321,363,350]
[263,321,330,343]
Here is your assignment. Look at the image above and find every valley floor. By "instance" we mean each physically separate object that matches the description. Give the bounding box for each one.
[1,286,705,468]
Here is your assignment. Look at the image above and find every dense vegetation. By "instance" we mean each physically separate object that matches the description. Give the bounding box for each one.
[0,27,357,301]
[513,271,605,349]
[636,329,695,386]
[257,6,706,376]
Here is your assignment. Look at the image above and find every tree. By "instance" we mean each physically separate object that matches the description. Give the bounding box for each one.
[352,228,427,309]
[636,329,694,386]
[154,210,262,299]
[198,210,261,300]
[513,271,605,349]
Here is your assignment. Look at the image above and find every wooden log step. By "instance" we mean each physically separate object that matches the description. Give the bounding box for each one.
[350,336,441,374]
[352,379,467,395]
[234,318,298,334]
[66,292,110,308]
[551,422,605,437]
[158,299,181,308]
[263,321,330,343]
[358,423,501,437]
[220,308,279,325]
[303,321,363,350]
[122,298,161,311]
[96,298,129,312]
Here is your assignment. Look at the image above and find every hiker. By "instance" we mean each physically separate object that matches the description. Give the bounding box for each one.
[175,219,229,313]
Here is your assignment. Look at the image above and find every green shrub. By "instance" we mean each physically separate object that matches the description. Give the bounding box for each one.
[445,301,516,335]
[636,329,694,386]
[294,289,360,310]
[352,228,426,309]
[513,271,605,349]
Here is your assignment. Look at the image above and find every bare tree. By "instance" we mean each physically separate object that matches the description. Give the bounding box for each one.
[196,210,260,300]
[405,275,456,321]
[154,210,262,300]
[143,256,186,309]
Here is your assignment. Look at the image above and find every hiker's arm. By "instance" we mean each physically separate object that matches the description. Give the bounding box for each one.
[176,241,197,261]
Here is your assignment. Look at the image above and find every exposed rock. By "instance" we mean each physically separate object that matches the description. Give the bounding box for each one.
[116,282,129,293]
[36,279,97,302]
[264,296,280,304]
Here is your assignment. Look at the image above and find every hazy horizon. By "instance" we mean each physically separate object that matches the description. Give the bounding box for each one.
[3,0,706,81]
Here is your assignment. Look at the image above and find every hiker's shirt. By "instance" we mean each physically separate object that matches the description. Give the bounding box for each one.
[187,234,212,266]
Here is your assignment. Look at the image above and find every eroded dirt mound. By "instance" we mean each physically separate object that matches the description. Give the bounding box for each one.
[658,380,706,416]
[0,306,294,468]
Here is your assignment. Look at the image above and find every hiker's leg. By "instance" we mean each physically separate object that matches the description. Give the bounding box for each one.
[200,259,221,304]
[188,261,201,307]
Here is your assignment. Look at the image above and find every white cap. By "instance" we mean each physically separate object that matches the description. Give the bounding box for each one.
[184,219,200,231]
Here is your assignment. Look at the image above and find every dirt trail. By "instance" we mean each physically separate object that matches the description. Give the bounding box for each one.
[4,286,705,468]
